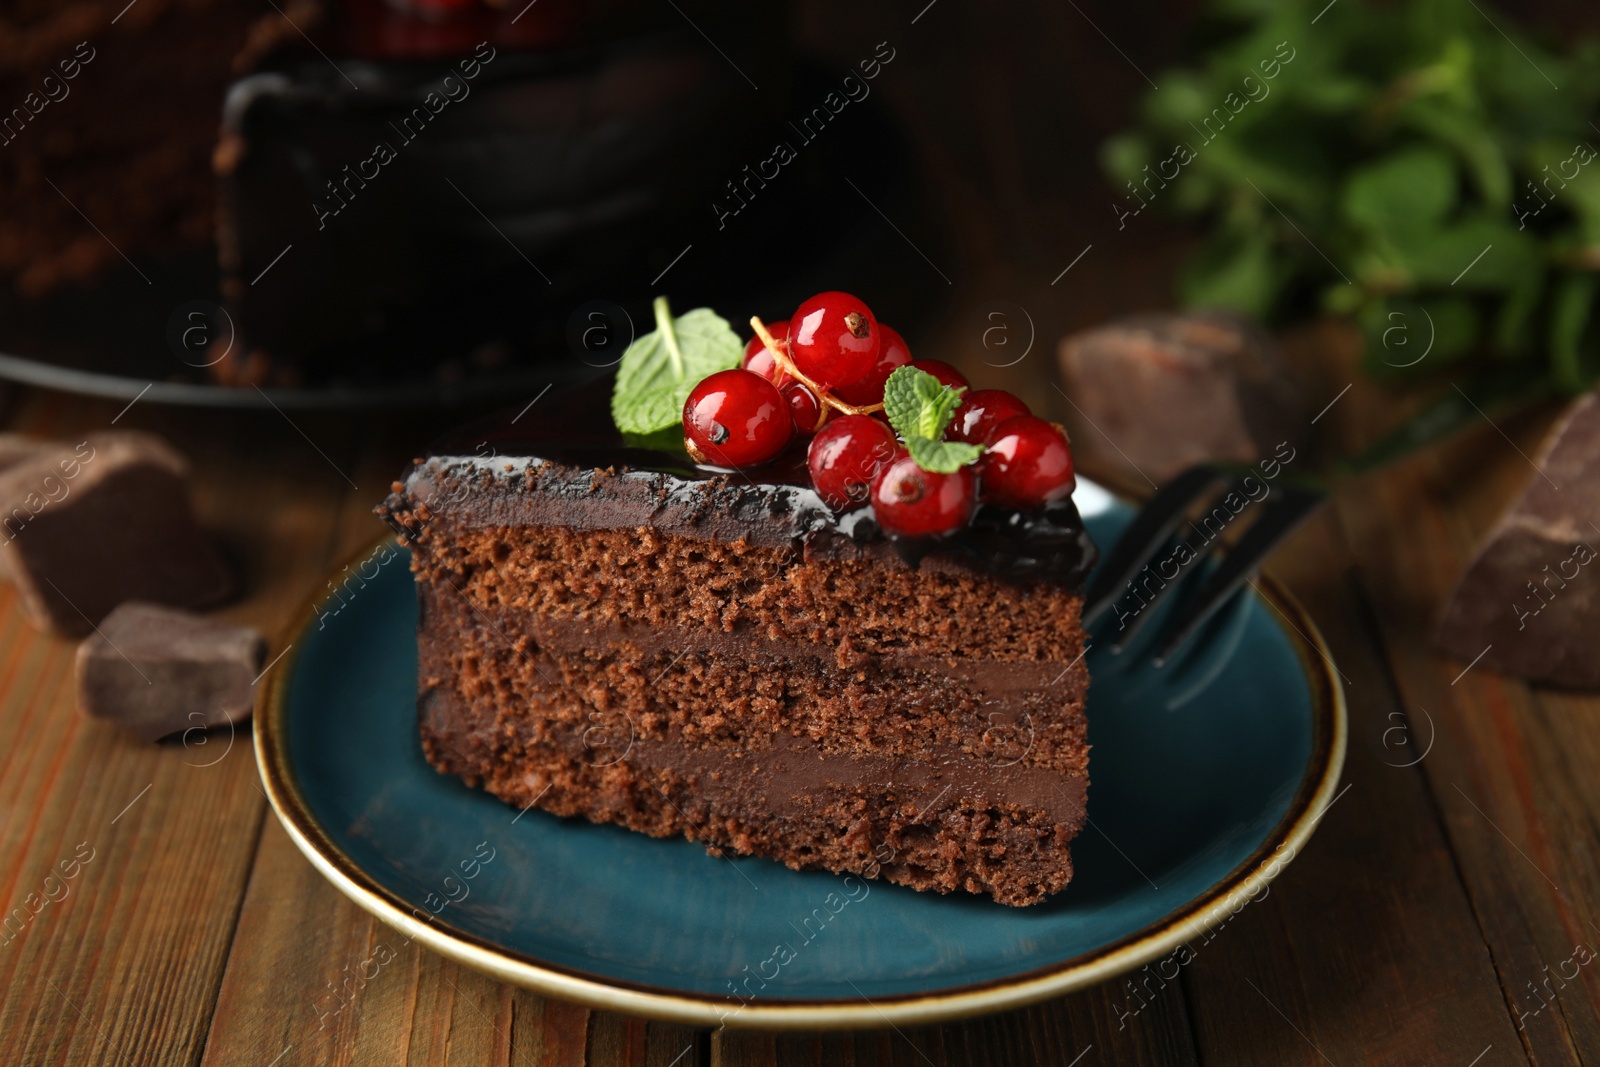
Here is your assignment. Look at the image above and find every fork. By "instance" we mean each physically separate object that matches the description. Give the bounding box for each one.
[1080,463,1326,667]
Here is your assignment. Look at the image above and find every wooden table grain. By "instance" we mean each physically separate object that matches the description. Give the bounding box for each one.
[4,0,1600,1062]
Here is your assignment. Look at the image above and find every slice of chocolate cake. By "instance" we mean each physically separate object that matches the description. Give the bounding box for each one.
[380,374,1097,906]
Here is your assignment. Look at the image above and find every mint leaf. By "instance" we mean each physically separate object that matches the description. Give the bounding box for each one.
[883,365,964,440]
[611,297,743,434]
[621,426,688,453]
[905,435,984,473]
[882,365,984,473]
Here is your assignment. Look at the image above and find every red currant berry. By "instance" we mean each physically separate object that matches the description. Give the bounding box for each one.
[911,360,969,392]
[788,291,881,389]
[980,416,1075,508]
[742,319,791,387]
[871,455,978,536]
[807,415,900,510]
[833,323,912,406]
[949,389,1031,444]
[683,369,793,468]
[783,381,827,435]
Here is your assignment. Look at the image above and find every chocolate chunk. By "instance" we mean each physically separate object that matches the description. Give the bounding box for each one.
[1057,312,1308,486]
[1435,393,1600,688]
[76,602,265,742]
[0,432,234,636]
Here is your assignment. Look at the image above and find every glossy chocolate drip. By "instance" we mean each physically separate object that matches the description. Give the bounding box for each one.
[415,375,1098,586]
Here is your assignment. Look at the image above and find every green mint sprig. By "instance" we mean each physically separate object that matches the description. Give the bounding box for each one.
[881,365,984,473]
[1101,0,1600,394]
[611,296,744,434]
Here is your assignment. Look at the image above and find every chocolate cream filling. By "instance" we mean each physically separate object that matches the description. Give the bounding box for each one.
[477,600,1089,699]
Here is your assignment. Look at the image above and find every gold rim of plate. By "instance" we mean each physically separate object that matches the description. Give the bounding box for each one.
[258,530,1348,1031]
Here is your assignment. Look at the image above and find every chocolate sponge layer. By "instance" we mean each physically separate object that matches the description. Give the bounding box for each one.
[422,522,1090,664]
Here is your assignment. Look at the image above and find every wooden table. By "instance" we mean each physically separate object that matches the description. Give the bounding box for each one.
[5,329,1599,1067]
[4,1,1600,1062]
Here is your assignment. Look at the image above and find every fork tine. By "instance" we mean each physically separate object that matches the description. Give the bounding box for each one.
[1083,465,1229,625]
[1103,535,1220,655]
[1150,483,1326,667]
[1102,476,1256,654]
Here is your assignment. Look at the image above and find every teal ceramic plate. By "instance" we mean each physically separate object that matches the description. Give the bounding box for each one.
[258,482,1346,1029]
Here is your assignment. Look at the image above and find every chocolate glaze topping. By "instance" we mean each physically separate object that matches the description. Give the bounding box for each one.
[409,375,1097,587]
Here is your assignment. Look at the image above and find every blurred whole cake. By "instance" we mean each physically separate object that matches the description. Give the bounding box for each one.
[0,0,797,385]
[0,0,273,297]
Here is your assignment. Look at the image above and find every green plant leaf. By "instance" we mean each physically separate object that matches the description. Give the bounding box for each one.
[1181,228,1278,317]
[1342,146,1457,237]
[1286,76,1374,114]
[1143,71,1215,128]
[610,298,743,434]
[1398,97,1511,205]
[905,435,984,474]
[883,366,964,440]
[1395,214,1536,288]
[1548,273,1600,392]
[1494,269,1544,354]
[1527,138,1600,243]
[1099,132,1152,186]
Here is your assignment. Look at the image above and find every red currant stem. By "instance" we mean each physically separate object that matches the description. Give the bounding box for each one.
[654,295,684,380]
[750,316,885,417]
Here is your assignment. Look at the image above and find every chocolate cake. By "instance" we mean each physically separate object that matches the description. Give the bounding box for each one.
[380,376,1097,906]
